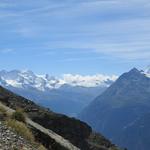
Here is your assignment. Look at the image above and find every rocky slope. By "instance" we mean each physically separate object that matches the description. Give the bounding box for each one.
[0,85,119,150]
[79,68,150,150]
[0,121,36,150]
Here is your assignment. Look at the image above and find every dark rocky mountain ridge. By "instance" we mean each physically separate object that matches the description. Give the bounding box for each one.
[79,68,150,150]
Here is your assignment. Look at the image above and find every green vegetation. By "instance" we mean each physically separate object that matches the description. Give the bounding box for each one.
[0,105,9,120]
[37,144,47,150]
[0,106,32,142]
[0,106,7,114]
[111,147,121,150]
[0,105,47,149]
[13,147,19,150]
[5,119,35,142]
[11,109,26,123]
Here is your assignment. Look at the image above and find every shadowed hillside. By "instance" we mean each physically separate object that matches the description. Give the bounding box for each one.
[0,85,120,150]
[79,68,150,150]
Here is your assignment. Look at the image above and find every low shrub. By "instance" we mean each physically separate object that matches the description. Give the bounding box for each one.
[37,144,47,150]
[11,109,26,123]
[0,106,7,113]
[5,119,34,142]
[0,106,8,120]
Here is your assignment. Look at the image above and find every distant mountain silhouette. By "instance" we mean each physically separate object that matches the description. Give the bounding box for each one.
[79,68,150,150]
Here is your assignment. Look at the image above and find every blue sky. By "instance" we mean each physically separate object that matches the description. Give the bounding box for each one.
[0,0,150,75]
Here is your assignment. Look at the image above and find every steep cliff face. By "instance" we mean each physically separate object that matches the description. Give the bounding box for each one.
[0,85,119,150]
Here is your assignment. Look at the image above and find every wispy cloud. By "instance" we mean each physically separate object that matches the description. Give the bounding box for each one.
[0,49,14,54]
[57,56,107,62]
[0,0,150,67]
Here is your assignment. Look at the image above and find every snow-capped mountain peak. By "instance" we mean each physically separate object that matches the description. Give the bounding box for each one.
[0,70,118,91]
[141,66,150,78]
[145,65,150,73]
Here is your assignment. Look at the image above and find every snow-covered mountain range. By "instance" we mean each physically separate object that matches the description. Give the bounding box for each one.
[0,69,117,116]
[0,70,118,91]
[0,68,149,116]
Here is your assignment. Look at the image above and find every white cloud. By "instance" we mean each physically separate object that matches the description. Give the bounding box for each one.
[60,74,118,87]
[43,15,150,61]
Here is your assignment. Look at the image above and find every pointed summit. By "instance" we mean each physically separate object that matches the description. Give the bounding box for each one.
[117,67,144,82]
[21,69,35,76]
[129,67,139,73]
[127,67,142,77]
